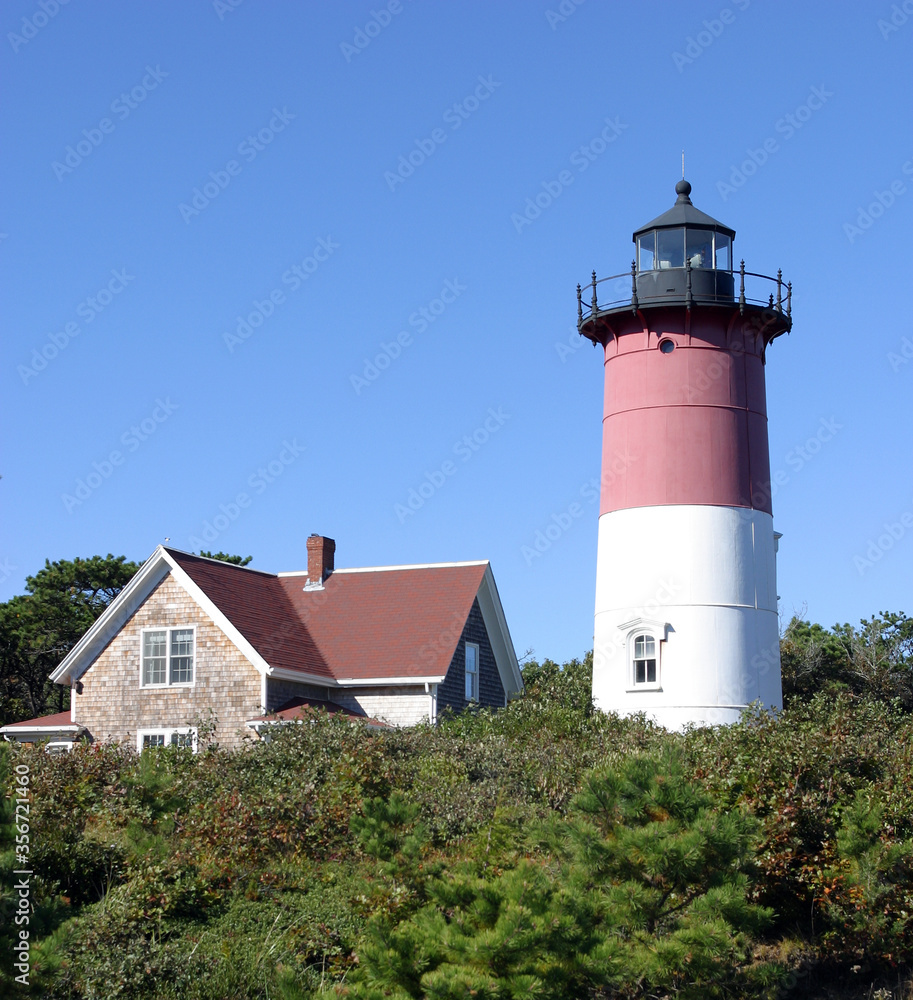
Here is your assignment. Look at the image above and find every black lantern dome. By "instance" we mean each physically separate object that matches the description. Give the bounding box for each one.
[632,179,736,303]
[575,178,791,345]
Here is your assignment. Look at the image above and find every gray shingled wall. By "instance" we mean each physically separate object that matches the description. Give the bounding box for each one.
[437,597,504,714]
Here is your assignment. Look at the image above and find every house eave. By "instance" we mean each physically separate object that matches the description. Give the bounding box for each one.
[477,564,524,698]
[334,674,446,687]
[51,545,277,687]
[266,665,339,686]
[50,550,172,685]
[1,724,85,739]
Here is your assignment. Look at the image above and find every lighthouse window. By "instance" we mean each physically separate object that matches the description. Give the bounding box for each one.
[656,228,684,269]
[715,234,731,270]
[659,339,675,354]
[633,634,657,685]
[637,232,655,271]
[686,229,713,269]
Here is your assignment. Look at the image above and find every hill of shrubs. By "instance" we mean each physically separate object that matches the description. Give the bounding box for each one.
[2,649,913,999]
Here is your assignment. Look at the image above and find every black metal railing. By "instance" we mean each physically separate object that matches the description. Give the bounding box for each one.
[577,259,791,327]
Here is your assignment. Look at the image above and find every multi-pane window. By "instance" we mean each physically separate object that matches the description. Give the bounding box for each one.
[139,728,197,752]
[142,628,194,686]
[632,634,657,685]
[143,631,167,685]
[465,642,480,702]
[169,629,194,683]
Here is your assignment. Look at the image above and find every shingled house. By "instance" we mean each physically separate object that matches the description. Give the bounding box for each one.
[0,536,522,750]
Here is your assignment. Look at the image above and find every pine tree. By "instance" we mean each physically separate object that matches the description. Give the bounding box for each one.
[557,750,781,998]
[348,752,782,999]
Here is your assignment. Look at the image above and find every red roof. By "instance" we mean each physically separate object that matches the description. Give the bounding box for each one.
[279,565,487,681]
[3,711,77,729]
[170,551,333,678]
[168,550,488,683]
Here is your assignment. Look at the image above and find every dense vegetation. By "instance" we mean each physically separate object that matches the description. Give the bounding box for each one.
[2,654,912,999]
[1,554,911,997]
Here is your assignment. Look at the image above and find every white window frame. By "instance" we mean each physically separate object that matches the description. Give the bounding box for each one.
[618,617,668,692]
[137,727,198,752]
[465,642,480,702]
[631,633,659,687]
[140,626,196,688]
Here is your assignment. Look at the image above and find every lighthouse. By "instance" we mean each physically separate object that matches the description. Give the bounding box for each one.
[577,179,791,728]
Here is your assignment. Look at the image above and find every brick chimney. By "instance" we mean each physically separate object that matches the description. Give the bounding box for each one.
[307,534,335,585]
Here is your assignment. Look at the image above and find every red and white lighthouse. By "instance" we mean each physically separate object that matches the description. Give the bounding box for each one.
[578,180,791,728]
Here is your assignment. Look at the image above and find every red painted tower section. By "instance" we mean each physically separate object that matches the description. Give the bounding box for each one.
[599,306,774,515]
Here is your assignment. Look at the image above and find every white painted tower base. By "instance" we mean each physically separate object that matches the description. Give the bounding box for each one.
[592,504,782,729]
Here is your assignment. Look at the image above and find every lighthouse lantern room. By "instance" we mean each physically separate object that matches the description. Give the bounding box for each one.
[577,180,792,728]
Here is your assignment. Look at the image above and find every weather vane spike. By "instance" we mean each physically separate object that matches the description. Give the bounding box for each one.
[682,149,685,179]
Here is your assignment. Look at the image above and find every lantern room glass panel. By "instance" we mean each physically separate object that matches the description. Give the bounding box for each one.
[714,234,731,270]
[637,232,655,271]
[686,229,713,269]
[656,229,684,269]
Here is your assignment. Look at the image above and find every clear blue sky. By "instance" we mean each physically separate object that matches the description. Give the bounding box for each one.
[2,0,911,664]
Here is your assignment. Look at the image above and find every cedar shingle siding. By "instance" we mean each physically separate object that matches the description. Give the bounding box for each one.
[73,575,262,748]
[437,598,504,713]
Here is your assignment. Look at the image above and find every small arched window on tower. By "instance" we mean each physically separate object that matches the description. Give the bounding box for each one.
[632,634,657,685]
[619,618,667,691]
